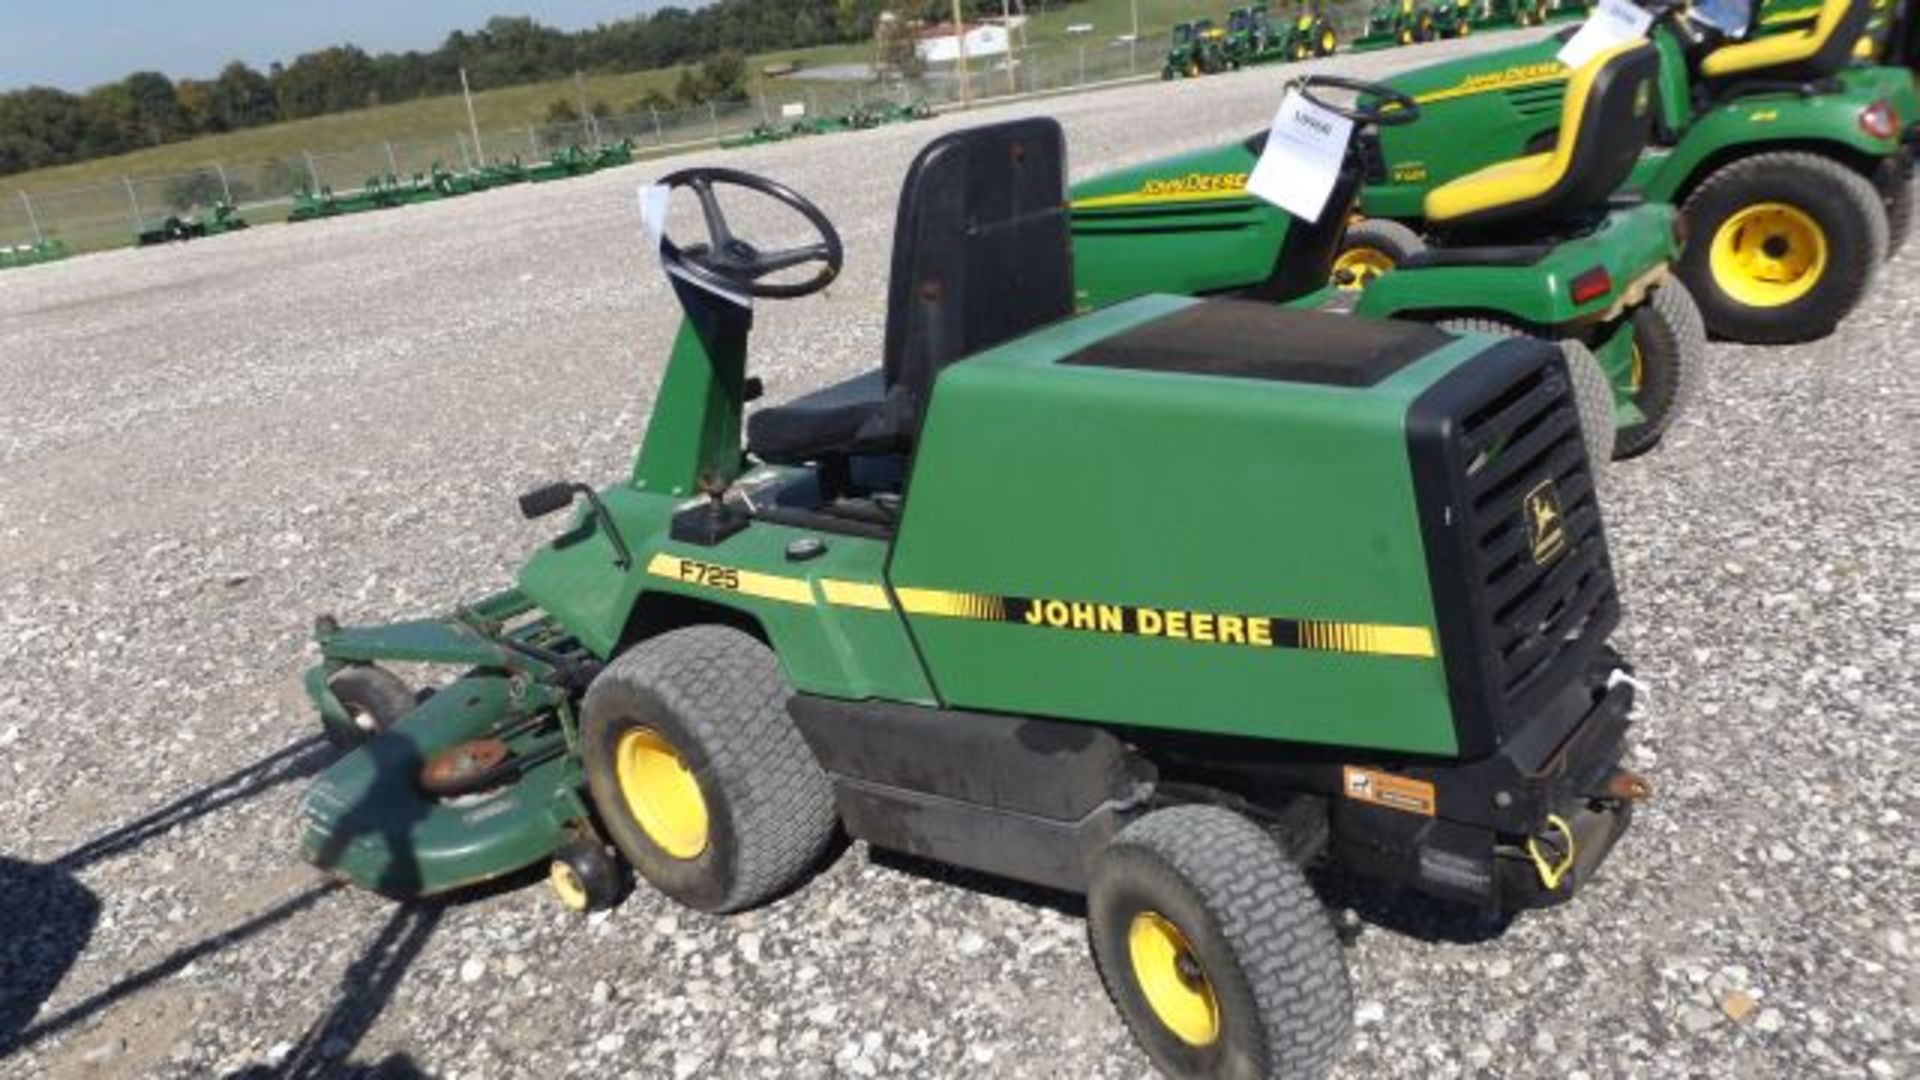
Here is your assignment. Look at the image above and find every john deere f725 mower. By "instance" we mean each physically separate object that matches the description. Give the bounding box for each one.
[1070,47,1706,461]
[300,113,1649,1079]
[1350,0,1918,343]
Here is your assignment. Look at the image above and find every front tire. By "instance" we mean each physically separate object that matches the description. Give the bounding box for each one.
[1089,806,1351,1080]
[1615,279,1707,459]
[1680,152,1889,343]
[323,664,414,749]
[581,625,837,913]
[1333,218,1425,289]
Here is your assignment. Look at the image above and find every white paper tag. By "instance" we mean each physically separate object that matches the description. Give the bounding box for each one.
[636,182,751,308]
[1245,88,1354,224]
[1557,0,1653,70]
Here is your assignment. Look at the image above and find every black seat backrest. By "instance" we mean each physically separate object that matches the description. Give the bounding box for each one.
[1790,0,1873,80]
[882,118,1074,426]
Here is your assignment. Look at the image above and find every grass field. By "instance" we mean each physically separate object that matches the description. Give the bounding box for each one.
[2,1,1244,196]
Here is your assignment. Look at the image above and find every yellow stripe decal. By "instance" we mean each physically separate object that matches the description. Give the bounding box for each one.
[819,579,892,610]
[898,588,1435,660]
[646,557,1433,659]
[1412,68,1566,106]
[1071,188,1254,211]
[647,553,814,606]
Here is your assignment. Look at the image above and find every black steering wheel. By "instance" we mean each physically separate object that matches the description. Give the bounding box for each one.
[654,167,844,299]
[1296,74,1421,128]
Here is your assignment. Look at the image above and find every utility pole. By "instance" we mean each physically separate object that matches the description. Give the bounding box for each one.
[574,70,598,145]
[19,191,42,245]
[122,176,141,230]
[952,0,972,109]
[459,67,485,165]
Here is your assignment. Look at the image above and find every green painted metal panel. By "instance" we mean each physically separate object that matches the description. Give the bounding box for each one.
[887,296,1471,757]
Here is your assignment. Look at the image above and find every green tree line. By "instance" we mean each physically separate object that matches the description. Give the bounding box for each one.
[0,0,980,178]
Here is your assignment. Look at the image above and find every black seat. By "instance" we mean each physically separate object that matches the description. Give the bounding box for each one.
[746,118,1074,466]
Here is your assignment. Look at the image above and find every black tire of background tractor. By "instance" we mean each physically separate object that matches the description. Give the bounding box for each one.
[1436,318,1615,478]
[580,625,837,914]
[1679,152,1890,344]
[1334,219,1426,287]
[1615,280,1708,460]
[1882,169,1913,257]
[323,664,415,749]
[1088,806,1351,1080]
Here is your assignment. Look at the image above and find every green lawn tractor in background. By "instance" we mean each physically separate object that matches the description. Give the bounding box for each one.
[300,116,1650,1080]
[0,239,70,270]
[1164,19,1231,77]
[1475,0,1556,29]
[1428,0,1481,38]
[134,201,249,246]
[1351,0,1917,343]
[1353,0,1439,51]
[1070,49,1705,461]
[1279,4,1343,58]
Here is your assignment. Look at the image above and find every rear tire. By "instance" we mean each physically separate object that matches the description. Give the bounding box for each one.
[1088,806,1350,1080]
[1615,279,1707,460]
[1880,161,1913,257]
[581,625,837,913]
[1436,318,1615,477]
[1679,152,1889,343]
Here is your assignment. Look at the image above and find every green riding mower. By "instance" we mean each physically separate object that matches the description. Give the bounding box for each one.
[1165,19,1232,77]
[1224,4,1340,64]
[1070,47,1706,461]
[300,115,1650,1080]
[0,239,69,270]
[134,201,249,246]
[1349,0,1918,343]
[1280,4,1343,59]
[1353,0,1439,51]
[1428,0,1481,38]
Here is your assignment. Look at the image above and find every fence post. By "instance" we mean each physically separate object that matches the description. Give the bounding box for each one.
[214,163,233,204]
[527,127,540,160]
[303,151,322,191]
[384,141,399,178]
[707,101,719,143]
[19,190,42,244]
[650,106,663,145]
[122,176,142,229]
[456,133,473,171]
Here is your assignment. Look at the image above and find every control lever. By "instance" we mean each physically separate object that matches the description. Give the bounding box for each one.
[517,481,634,570]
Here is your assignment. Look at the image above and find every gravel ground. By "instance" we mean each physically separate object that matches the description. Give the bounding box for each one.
[2,29,1915,1080]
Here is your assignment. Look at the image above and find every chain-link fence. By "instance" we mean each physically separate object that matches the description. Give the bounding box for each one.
[0,28,1267,257]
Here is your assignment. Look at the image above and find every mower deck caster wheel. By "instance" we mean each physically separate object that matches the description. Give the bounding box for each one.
[324,663,415,749]
[549,839,626,913]
[1090,806,1351,1080]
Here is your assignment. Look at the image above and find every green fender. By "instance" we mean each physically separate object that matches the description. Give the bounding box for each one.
[1354,203,1681,329]
[514,484,935,704]
[1632,66,1916,202]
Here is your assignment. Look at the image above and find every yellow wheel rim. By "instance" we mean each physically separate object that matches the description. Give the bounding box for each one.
[1127,911,1221,1048]
[1333,245,1396,289]
[615,728,710,859]
[549,860,590,911]
[1708,201,1828,308]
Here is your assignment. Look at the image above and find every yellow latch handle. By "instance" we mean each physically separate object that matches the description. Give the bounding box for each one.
[1526,814,1578,891]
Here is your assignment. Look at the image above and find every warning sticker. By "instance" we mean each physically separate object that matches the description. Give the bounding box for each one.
[1343,767,1437,817]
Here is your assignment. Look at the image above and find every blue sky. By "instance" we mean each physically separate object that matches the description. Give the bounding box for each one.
[2,1,688,92]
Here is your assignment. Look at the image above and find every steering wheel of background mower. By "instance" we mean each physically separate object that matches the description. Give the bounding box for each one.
[1296,74,1421,128]
[655,166,844,299]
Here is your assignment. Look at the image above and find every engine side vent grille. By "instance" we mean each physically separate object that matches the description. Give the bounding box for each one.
[1405,337,1620,756]
[1505,82,1568,118]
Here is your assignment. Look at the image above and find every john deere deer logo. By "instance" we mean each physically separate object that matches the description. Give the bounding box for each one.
[1525,479,1568,565]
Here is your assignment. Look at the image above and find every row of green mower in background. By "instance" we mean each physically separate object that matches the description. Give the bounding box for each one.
[1350,0,1586,53]
[288,2,1915,1077]
[134,201,250,247]
[720,100,933,150]
[0,239,71,271]
[288,141,635,223]
[1167,0,1592,79]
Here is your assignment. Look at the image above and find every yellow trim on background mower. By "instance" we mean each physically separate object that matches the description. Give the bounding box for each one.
[616,727,710,859]
[1708,201,1828,308]
[1128,911,1222,1047]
